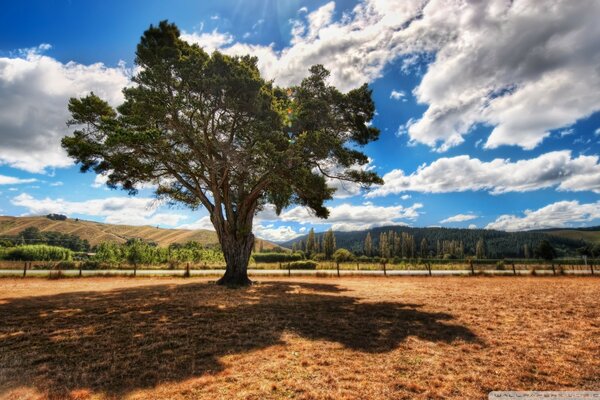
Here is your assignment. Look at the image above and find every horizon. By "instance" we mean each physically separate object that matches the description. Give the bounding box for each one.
[1,0,600,242]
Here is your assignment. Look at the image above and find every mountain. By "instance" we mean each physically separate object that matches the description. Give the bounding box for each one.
[280,225,588,258]
[533,226,600,243]
[0,215,277,249]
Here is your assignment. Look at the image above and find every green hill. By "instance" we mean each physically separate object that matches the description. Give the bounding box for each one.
[0,215,277,249]
[281,225,588,258]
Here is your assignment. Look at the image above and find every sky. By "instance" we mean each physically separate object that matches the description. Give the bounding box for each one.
[1,0,600,242]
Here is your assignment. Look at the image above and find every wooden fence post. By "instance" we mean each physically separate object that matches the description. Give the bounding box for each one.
[288,263,291,277]
[551,263,556,276]
[23,262,27,277]
[79,262,82,277]
[591,260,594,275]
[428,262,432,276]
[512,263,516,276]
[470,260,475,275]
[383,261,387,277]
[336,262,340,277]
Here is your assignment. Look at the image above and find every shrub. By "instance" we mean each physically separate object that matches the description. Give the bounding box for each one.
[0,245,73,261]
[253,252,303,263]
[333,249,355,263]
[286,260,318,270]
[496,261,506,270]
[311,253,327,261]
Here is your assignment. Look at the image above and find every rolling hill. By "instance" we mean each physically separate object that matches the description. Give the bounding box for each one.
[534,227,600,243]
[0,215,277,249]
[280,225,589,258]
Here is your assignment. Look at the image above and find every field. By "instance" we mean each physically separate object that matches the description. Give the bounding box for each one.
[1,277,599,399]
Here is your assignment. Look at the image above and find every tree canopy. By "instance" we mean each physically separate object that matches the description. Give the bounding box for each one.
[61,21,382,285]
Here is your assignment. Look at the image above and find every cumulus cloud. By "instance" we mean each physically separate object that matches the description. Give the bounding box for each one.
[368,151,600,197]
[179,216,214,231]
[11,193,186,227]
[257,202,423,231]
[0,175,36,185]
[0,46,129,173]
[253,224,302,242]
[486,200,600,231]
[182,0,600,151]
[440,214,478,224]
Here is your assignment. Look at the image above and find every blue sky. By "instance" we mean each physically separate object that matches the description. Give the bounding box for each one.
[1,0,600,242]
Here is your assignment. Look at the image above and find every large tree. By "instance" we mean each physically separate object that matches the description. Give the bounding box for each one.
[61,21,382,285]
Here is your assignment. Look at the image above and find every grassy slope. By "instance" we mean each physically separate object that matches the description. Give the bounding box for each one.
[543,229,600,243]
[0,215,276,249]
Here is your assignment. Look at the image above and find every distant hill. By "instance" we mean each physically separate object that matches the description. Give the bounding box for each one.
[0,215,277,249]
[281,225,589,258]
[533,226,600,243]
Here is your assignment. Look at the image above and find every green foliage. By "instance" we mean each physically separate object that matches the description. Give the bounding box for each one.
[333,248,354,263]
[283,226,586,258]
[286,260,318,270]
[323,228,336,260]
[61,20,382,252]
[0,227,90,252]
[0,245,73,261]
[253,252,304,263]
[92,240,224,265]
[534,240,556,261]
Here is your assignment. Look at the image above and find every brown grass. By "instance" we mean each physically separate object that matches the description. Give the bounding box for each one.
[0,277,598,399]
[0,216,278,249]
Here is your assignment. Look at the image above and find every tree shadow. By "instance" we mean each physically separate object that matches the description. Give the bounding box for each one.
[0,281,479,398]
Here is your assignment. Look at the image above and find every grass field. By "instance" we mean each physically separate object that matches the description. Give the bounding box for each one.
[0,277,599,399]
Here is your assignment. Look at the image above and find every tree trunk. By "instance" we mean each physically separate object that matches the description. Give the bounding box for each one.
[216,232,254,286]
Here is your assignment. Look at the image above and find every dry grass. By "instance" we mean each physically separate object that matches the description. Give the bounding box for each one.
[0,216,277,249]
[0,276,598,399]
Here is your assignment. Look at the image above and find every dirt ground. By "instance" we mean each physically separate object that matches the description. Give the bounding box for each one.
[0,276,598,399]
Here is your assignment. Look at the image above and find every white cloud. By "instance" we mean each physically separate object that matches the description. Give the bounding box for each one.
[182,0,427,92]
[180,0,600,151]
[400,194,411,200]
[486,200,600,231]
[468,224,477,229]
[0,175,36,185]
[257,202,423,231]
[595,127,600,136]
[368,150,600,197]
[390,89,406,101]
[49,181,63,187]
[180,29,234,53]
[11,193,186,227]
[253,224,301,242]
[403,0,600,151]
[440,214,478,224]
[0,46,130,173]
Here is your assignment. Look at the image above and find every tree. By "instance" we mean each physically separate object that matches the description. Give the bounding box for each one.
[61,21,382,286]
[475,238,486,259]
[379,232,390,259]
[323,228,336,260]
[333,248,354,277]
[364,232,373,257]
[534,240,556,261]
[306,228,316,257]
[420,238,429,258]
